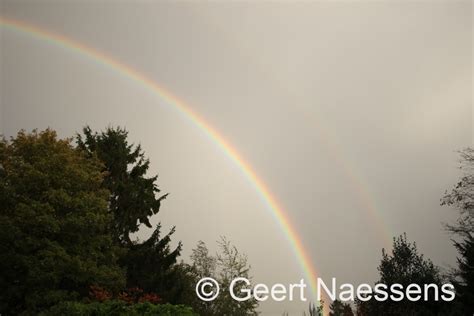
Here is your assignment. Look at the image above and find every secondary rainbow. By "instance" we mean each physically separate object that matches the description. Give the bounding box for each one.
[0,16,329,305]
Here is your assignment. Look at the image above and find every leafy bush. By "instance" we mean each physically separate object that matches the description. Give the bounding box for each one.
[41,300,198,316]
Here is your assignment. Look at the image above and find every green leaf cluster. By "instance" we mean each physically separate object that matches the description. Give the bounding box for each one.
[0,129,125,315]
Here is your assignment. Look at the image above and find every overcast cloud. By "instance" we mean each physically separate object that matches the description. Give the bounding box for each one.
[0,1,472,314]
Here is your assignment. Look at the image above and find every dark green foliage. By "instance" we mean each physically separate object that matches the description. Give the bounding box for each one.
[77,126,182,302]
[442,148,474,313]
[162,259,217,313]
[378,235,441,290]
[329,299,353,316]
[40,301,198,316]
[356,234,449,315]
[77,126,168,244]
[0,130,125,315]
[451,233,474,313]
[122,225,182,303]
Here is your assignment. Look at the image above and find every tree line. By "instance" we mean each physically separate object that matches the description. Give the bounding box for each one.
[0,127,472,315]
[299,149,474,316]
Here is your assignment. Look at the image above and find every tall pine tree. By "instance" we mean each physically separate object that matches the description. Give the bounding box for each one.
[77,126,182,302]
[77,126,167,244]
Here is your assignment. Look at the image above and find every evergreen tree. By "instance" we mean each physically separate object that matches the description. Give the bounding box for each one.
[329,299,353,316]
[451,233,474,313]
[442,148,474,313]
[77,126,181,302]
[356,234,449,315]
[77,126,168,244]
[122,225,182,302]
[0,130,125,314]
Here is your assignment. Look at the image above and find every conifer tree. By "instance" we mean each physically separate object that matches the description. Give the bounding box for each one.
[329,299,353,316]
[442,148,474,313]
[77,126,168,244]
[356,234,449,315]
[77,126,182,302]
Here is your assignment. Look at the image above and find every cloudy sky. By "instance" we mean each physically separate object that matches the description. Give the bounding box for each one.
[1,1,472,314]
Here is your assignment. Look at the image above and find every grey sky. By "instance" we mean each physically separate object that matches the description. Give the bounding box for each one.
[0,1,472,314]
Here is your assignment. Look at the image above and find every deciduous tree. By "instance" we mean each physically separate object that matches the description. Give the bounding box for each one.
[184,237,259,316]
[0,130,125,314]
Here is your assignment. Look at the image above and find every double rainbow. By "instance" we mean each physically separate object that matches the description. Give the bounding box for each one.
[1,16,391,311]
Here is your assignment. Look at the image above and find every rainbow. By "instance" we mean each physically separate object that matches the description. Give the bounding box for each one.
[0,16,328,307]
[1,17,398,313]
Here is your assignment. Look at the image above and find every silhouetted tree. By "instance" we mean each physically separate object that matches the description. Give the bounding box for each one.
[451,233,474,313]
[329,299,353,316]
[356,234,449,315]
[77,126,182,302]
[121,225,181,303]
[77,126,168,244]
[442,148,474,313]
